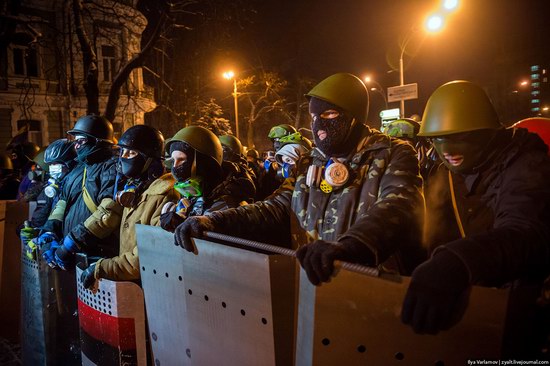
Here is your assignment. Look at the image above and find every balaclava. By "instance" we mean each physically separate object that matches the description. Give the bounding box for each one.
[120,153,147,179]
[170,141,195,182]
[309,97,355,157]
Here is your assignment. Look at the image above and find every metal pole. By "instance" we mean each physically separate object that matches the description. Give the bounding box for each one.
[233,78,240,139]
[399,51,405,118]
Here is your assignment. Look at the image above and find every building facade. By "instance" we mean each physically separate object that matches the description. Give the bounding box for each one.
[0,0,156,147]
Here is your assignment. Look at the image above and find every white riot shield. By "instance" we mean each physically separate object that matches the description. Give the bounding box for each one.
[295,268,513,365]
[0,200,29,342]
[76,267,147,366]
[136,225,296,366]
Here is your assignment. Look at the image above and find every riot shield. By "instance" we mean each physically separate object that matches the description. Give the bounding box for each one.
[76,266,147,366]
[295,268,512,365]
[136,225,296,366]
[0,200,29,342]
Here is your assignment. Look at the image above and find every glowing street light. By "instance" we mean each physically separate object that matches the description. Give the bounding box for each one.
[443,0,459,11]
[425,14,444,33]
[223,70,240,139]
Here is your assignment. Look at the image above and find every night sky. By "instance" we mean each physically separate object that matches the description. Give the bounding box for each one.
[223,0,550,123]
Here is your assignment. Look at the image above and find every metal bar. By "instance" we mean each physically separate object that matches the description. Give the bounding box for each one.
[202,231,381,278]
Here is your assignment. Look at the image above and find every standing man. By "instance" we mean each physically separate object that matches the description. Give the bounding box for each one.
[174,73,425,282]
[401,81,550,356]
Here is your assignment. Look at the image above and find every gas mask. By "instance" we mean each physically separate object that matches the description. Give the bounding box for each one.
[115,181,137,208]
[27,167,44,182]
[44,178,60,198]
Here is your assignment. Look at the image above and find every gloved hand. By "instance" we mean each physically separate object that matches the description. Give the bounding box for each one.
[20,221,38,244]
[42,239,61,268]
[401,249,471,334]
[160,211,186,232]
[53,235,80,271]
[174,216,215,252]
[79,262,98,290]
[36,231,58,247]
[25,239,39,260]
[296,240,350,286]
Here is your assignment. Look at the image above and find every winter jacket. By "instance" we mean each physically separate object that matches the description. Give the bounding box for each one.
[208,124,426,274]
[43,147,122,258]
[95,174,179,281]
[424,128,550,286]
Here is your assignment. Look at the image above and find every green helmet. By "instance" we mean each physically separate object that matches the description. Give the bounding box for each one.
[167,126,223,166]
[246,148,260,159]
[418,80,501,137]
[218,134,243,155]
[383,118,420,138]
[268,124,297,139]
[306,73,369,123]
[0,152,13,170]
[32,148,49,171]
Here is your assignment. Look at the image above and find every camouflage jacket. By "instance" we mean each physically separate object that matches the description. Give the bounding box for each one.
[209,125,425,274]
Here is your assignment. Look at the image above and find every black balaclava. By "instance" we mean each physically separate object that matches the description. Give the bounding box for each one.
[75,140,97,162]
[309,97,355,157]
[120,154,147,179]
[170,141,195,182]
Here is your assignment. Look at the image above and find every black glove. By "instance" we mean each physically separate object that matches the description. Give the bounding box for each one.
[296,240,351,286]
[174,216,214,252]
[160,211,185,232]
[401,249,471,334]
[79,262,97,290]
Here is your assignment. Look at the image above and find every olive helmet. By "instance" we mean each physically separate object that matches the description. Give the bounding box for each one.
[166,126,223,166]
[383,118,420,138]
[268,124,297,139]
[305,73,369,123]
[418,80,501,137]
[218,134,243,155]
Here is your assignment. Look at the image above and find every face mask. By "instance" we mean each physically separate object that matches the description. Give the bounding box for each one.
[115,182,137,208]
[171,161,193,182]
[309,98,354,157]
[432,129,498,174]
[49,164,65,181]
[120,155,146,178]
[76,143,95,163]
[27,168,43,181]
[174,178,203,199]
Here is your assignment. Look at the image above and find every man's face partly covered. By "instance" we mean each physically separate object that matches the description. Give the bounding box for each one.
[432,129,496,174]
[309,97,354,157]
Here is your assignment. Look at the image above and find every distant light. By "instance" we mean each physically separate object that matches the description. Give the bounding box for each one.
[443,0,459,11]
[223,71,235,80]
[425,14,444,32]
[370,87,377,91]
[520,80,529,86]
[364,76,372,83]
[543,107,549,112]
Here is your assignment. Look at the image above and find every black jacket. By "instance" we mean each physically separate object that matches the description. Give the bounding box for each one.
[424,128,550,286]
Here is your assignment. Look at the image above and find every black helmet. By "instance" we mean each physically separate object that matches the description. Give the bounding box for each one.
[44,139,76,165]
[246,148,260,159]
[68,115,114,141]
[7,141,40,160]
[118,125,164,158]
[0,152,13,170]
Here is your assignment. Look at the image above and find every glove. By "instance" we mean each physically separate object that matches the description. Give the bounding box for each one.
[160,211,186,232]
[401,249,471,334]
[174,216,215,252]
[79,262,98,290]
[53,236,80,271]
[42,239,61,268]
[36,231,58,247]
[20,221,38,244]
[25,239,38,260]
[296,240,350,286]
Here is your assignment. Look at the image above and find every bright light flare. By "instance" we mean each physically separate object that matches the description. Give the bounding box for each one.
[223,71,235,80]
[520,80,529,86]
[425,14,444,32]
[443,0,459,11]
[364,76,372,83]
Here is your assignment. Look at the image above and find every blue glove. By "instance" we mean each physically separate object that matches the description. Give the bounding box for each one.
[54,236,80,271]
[41,239,61,268]
[79,262,97,289]
[36,232,58,248]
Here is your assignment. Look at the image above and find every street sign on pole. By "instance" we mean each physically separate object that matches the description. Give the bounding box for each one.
[387,83,418,103]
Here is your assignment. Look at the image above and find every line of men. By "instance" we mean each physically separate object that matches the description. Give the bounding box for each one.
[12,73,550,361]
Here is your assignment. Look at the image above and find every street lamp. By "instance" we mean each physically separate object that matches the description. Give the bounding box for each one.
[364,76,388,109]
[398,15,445,118]
[223,70,240,139]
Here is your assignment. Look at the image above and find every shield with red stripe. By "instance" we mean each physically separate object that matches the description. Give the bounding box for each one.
[76,267,147,366]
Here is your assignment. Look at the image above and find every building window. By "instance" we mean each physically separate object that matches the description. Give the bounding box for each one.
[11,33,39,77]
[102,45,116,82]
[531,65,540,72]
[531,73,540,80]
[532,90,540,96]
[532,107,540,112]
[17,120,42,146]
[533,82,540,88]
[532,99,540,104]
